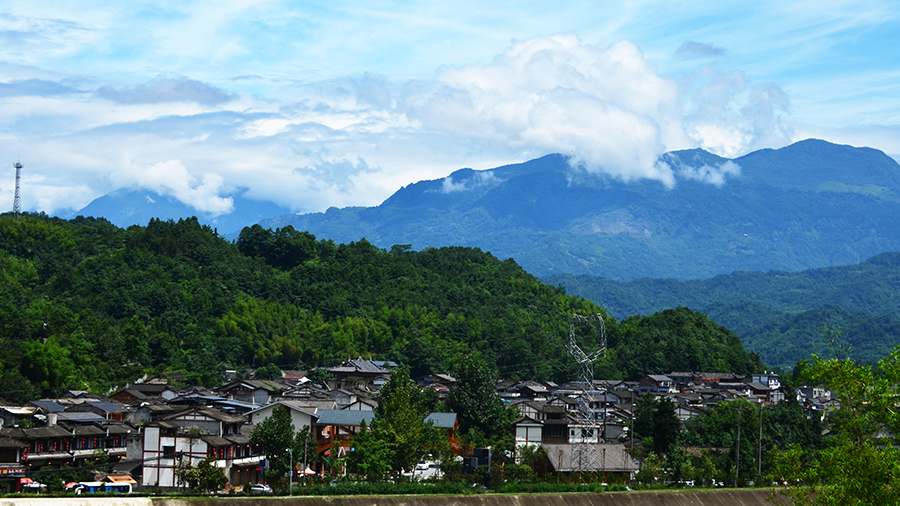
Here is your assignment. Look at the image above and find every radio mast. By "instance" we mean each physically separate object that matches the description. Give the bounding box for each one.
[13,160,23,221]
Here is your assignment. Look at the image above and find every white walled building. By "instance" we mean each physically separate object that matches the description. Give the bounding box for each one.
[141,407,260,491]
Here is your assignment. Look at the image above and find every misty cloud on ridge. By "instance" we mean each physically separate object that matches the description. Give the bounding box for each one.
[110,159,234,216]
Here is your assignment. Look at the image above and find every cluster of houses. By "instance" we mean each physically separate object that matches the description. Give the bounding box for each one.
[0,358,831,493]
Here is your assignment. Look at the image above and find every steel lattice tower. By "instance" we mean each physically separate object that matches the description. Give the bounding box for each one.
[13,161,22,221]
[566,313,606,474]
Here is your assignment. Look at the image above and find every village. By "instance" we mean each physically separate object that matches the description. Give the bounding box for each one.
[0,358,829,494]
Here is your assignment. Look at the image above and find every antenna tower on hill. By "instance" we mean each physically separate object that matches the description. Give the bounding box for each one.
[566,313,606,475]
[13,160,23,221]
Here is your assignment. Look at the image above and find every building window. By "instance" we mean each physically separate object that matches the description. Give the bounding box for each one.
[547,427,566,438]
[163,445,175,458]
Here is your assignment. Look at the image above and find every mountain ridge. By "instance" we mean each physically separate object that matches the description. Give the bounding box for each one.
[543,250,900,367]
[70,139,900,281]
[260,139,900,280]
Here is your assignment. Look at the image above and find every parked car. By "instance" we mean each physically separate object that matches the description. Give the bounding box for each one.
[416,461,429,471]
[248,483,272,494]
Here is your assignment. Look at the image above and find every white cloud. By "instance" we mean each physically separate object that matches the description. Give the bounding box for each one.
[0,29,879,217]
[681,66,793,157]
[111,159,234,216]
[440,171,499,193]
[400,35,687,186]
[675,160,741,186]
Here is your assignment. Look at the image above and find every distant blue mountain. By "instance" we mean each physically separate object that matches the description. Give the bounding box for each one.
[260,139,900,280]
[69,188,291,235]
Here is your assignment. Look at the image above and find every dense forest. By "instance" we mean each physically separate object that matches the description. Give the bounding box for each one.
[545,251,900,368]
[0,213,763,402]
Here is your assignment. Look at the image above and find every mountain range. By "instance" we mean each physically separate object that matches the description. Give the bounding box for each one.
[257,139,900,281]
[68,188,290,236]
[544,251,900,368]
[72,139,900,282]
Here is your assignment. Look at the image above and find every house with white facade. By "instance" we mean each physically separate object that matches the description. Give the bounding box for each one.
[141,407,260,491]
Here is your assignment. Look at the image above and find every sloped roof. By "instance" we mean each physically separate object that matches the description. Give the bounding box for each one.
[28,400,66,413]
[543,443,639,473]
[0,436,27,448]
[72,400,126,413]
[217,379,277,392]
[425,413,456,429]
[314,409,374,426]
[202,435,231,447]
[246,401,316,417]
[57,412,106,423]
[337,358,389,375]
[73,425,106,436]
[1,425,74,439]
[104,474,138,485]
[163,407,246,424]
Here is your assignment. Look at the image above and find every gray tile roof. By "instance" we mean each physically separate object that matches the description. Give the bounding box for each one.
[425,413,457,429]
[543,443,639,473]
[314,409,375,426]
[28,400,66,413]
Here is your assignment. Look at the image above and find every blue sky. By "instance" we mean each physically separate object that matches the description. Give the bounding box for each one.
[1,0,899,215]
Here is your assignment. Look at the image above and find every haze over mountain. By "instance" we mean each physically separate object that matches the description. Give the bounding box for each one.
[69,188,290,236]
[255,139,900,281]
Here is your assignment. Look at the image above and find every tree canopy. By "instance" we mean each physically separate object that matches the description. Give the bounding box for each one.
[0,213,764,400]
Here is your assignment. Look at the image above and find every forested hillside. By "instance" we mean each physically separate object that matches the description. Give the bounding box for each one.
[545,251,900,367]
[0,214,762,401]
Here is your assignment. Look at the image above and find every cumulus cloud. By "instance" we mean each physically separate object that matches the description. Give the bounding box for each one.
[400,35,687,186]
[1,34,803,216]
[97,75,234,105]
[681,67,793,157]
[675,41,727,59]
[111,160,234,215]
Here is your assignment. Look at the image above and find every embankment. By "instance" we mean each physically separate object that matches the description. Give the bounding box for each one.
[0,490,791,506]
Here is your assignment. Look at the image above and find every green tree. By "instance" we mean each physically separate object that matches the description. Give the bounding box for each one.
[635,451,663,485]
[634,395,680,455]
[371,366,440,475]
[306,367,334,386]
[176,456,228,493]
[255,363,283,380]
[446,355,518,441]
[250,405,297,485]
[773,334,900,505]
[346,420,394,481]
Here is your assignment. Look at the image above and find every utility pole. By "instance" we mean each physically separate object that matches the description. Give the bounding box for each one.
[286,447,293,496]
[735,402,742,488]
[758,402,763,481]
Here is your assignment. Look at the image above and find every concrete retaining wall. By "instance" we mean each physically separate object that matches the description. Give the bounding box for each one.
[0,490,793,506]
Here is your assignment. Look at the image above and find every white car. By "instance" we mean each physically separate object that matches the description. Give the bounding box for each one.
[248,483,272,494]
[416,461,429,470]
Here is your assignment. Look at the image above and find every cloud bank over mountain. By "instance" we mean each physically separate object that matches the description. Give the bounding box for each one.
[0,1,897,217]
[0,35,795,215]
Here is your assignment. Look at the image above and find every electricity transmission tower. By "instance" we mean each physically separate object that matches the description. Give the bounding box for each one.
[566,313,606,474]
[13,161,23,220]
